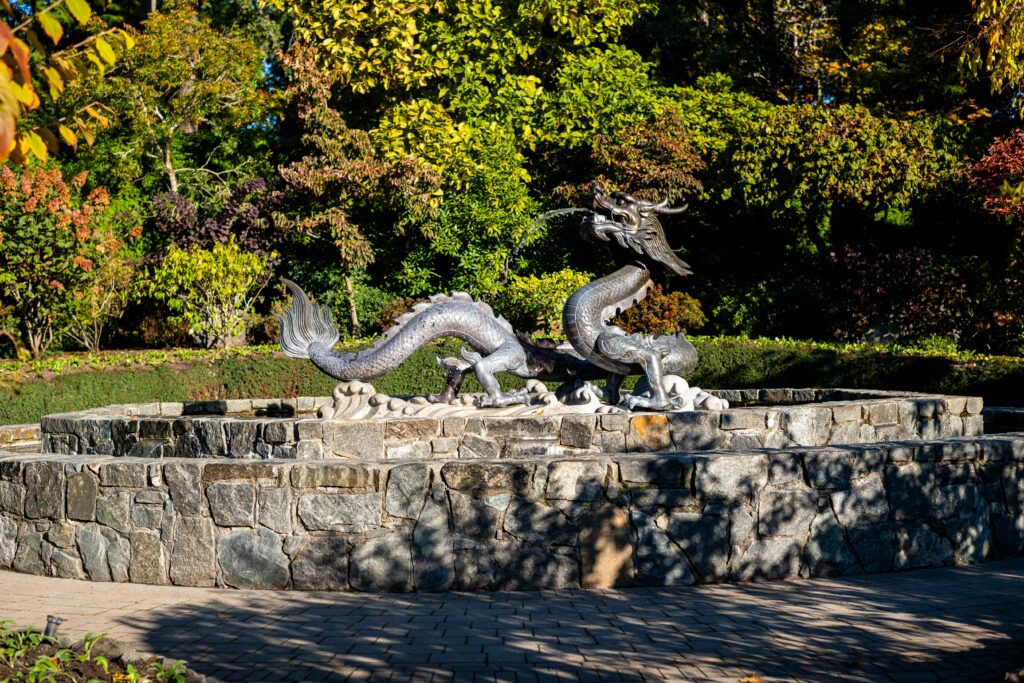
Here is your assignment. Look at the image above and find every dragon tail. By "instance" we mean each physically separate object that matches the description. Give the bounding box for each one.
[276,278,340,360]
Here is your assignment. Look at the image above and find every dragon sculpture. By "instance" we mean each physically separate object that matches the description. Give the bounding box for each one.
[277,186,699,411]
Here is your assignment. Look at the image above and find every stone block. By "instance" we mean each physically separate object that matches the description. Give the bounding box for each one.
[600,413,629,432]
[720,410,766,431]
[503,497,576,545]
[24,461,63,519]
[258,488,292,534]
[431,438,459,454]
[413,496,454,592]
[297,492,381,532]
[559,416,596,449]
[945,502,992,564]
[758,489,819,537]
[295,420,323,440]
[592,430,626,453]
[618,457,688,488]
[331,422,384,459]
[207,483,256,527]
[386,419,438,440]
[163,463,203,516]
[291,537,350,590]
[545,461,606,501]
[966,397,984,415]
[193,420,227,456]
[295,440,324,459]
[803,511,859,577]
[831,404,862,423]
[784,408,832,447]
[0,515,17,568]
[668,411,724,451]
[441,462,533,494]
[894,525,954,570]
[129,530,167,585]
[0,482,22,516]
[627,415,671,451]
[98,462,146,488]
[695,454,767,502]
[868,402,899,426]
[963,415,985,437]
[46,522,75,548]
[76,524,111,581]
[442,418,467,437]
[96,492,131,533]
[629,488,696,509]
[349,532,413,592]
[263,421,293,444]
[67,472,98,522]
[131,504,163,529]
[631,510,695,586]
[831,475,889,527]
[218,528,289,589]
[13,531,45,575]
[449,492,501,540]
[731,537,802,581]
[579,505,634,588]
[289,464,375,490]
[666,507,730,582]
[51,550,83,580]
[169,517,216,587]
[768,452,803,485]
[944,397,968,415]
[495,546,580,591]
[847,523,894,573]
[459,434,500,459]
[482,416,558,438]
[728,432,765,449]
[385,463,430,519]
[385,442,432,460]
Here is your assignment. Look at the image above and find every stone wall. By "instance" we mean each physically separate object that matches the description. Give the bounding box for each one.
[40,390,984,461]
[2,432,1022,592]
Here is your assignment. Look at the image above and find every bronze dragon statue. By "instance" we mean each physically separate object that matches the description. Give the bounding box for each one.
[277,186,698,411]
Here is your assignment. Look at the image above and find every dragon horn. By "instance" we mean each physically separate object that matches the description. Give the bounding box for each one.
[656,202,689,215]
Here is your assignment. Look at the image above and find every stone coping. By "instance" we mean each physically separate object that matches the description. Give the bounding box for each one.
[39,389,984,461]
[1,430,1022,592]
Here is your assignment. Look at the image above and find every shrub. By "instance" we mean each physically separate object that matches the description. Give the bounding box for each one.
[498,269,593,336]
[612,284,707,336]
[149,238,271,349]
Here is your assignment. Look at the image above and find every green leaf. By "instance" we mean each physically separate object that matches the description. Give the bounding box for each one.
[37,12,63,45]
[94,36,115,64]
[65,0,92,26]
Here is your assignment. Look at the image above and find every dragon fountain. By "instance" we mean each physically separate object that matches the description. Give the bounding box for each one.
[277,187,726,417]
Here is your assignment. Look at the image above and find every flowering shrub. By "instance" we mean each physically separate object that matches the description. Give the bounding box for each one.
[0,165,124,358]
[611,283,707,336]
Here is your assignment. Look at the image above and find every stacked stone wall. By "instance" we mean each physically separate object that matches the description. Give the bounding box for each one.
[2,432,1022,592]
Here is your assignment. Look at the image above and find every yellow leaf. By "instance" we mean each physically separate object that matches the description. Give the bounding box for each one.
[58,123,77,148]
[37,12,63,45]
[118,28,135,50]
[10,81,39,109]
[94,36,115,64]
[85,51,105,75]
[65,0,92,26]
[24,129,47,161]
[84,105,109,128]
[43,67,64,95]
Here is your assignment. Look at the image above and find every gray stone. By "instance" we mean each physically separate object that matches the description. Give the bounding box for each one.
[0,514,17,568]
[297,492,381,532]
[459,434,500,459]
[386,419,437,440]
[731,536,803,581]
[0,481,22,516]
[413,496,454,591]
[720,410,766,430]
[618,457,688,488]
[629,488,697,509]
[295,440,324,459]
[291,537,350,590]
[12,531,45,574]
[495,546,580,590]
[129,530,167,584]
[331,422,384,459]
[449,492,501,540]
[385,464,429,519]
[847,523,893,573]
[503,498,576,545]
[96,492,131,534]
[263,421,292,444]
[385,441,432,460]
[784,408,832,447]
[99,462,147,487]
[207,483,255,527]
[430,438,458,454]
[24,461,63,519]
[669,411,724,451]
[803,511,859,577]
[831,475,890,527]
[441,462,533,494]
[695,455,767,502]
[50,550,83,579]
[560,416,596,449]
[442,418,467,437]
[77,524,111,581]
[107,533,130,582]
[482,416,559,438]
[163,463,203,516]
[66,472,98,521]
[945,501,992,564]
[666,508,730,582]
[868,402,899,426]
[193,420,227,456]
[831,403,862,423]
[767,453,803,485]
[545,461,605,501]
[349,532,413,592]
[225,421,260,458]
[258,488,292,533]
[131,504,163,529]
[218,528,289,589]
[895,525,954,569]
[45,522,75,549]
[631,510,695,586]
[169,517,216,587]
[289,464,375,490]
[758,490,818,537]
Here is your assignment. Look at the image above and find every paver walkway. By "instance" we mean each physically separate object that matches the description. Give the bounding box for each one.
[2,559,1024,683]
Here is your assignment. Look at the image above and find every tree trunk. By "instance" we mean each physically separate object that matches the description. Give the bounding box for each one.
[164,144,179,194]
[344,274,361,338]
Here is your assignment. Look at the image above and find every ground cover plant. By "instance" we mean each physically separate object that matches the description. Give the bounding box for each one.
[0,621,187,683]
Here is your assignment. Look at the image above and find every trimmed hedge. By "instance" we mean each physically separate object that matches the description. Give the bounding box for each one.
[1,337,1023,425]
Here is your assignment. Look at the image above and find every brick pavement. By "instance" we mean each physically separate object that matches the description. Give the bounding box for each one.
[2,559,1024,683]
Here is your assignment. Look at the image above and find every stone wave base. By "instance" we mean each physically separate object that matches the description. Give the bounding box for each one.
[2,433,1023,592]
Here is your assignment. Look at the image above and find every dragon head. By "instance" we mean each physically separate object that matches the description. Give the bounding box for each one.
[580,185,693,277]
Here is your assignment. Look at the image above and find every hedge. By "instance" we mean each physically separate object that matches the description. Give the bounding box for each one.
[1,337,1022,425]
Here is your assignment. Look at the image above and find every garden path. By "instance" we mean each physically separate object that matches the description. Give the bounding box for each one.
[2,559,1023,682]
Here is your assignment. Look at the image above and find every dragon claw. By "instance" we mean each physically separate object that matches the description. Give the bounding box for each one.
[478,388,530,408]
